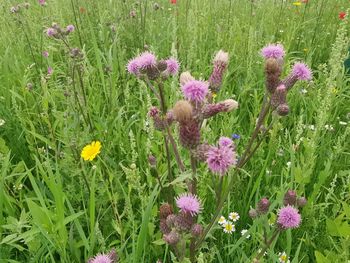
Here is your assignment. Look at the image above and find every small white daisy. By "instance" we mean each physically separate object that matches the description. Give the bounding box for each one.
[229,212,240,222]
[223,221,235,234]
[240,229,250,239]
[278,252,290,263]
[309,124,315,131]
[339,121,347,126]
[0,119,5,126]
[218,216,227,225]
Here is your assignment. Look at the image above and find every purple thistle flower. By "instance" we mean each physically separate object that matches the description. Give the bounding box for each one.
[207,144,236,175]
[66,24,75,33]
[42,51,49,58]
[47,66,53,75]
[182,80,209,103]
[138,52,157,69]
[175,193,201,216]
[89,254,112,263]
[219,137,233,147]
[38,0,46,5]
[292,62,312,81]
[277,205,301,229]
[165,58,180,75]
[126,58,140,75]
[261,44,285,59]
[46,27,56,37]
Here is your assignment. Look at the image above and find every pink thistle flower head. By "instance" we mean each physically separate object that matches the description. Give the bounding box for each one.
[138,52,157,69]
[90,254,112,263]
[182,80,209,103]
[207,144,236,175]
[261,44,285,59]
[219,137,233,147]
[292,62,312,81]
[42,51,49,58]
[277,205,301,229]
[47,66,53,75]
[165,58,180,75]
[126,58,140,75]
[38,0,46,6]
[66,24,75,33]
[46,27,56,37]
[175,193,201,216]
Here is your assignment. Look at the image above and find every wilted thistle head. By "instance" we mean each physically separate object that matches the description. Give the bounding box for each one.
[257,197,270,214]
[172,100,193,123]
[182,80,209,103]
[271,84,287,108]
[283,190,297,206]
[180,71,195,86]
[213,50,229,64]
[261,44,285,59]
[206,143,236,175]
[277,205,301,229]
[249,208,258,219]
[292,62,312,81]
[175,193,201,216]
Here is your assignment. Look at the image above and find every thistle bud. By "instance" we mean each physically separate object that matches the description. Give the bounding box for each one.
[276,103,289,116]
[283,190,297,206]
[148,155,157,167]
[297,197,307,208]
[174,212,194,231]
[163,230,180,245]
[271,84,287,108]
[191,224,203,237]
[180,71,195,86]
[160,219,171,234]
[172,100,193,123]
[201,99,238,119]
[157,60,168,72]
[160,203,173,219]
[166,214,177,228]
[257,198,270,215]
[179,120,201,149]
[249,208,258,219]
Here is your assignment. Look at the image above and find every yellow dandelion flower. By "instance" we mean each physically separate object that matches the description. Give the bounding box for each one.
[293,1,301,6]
[331,87,338,94]
[81,141,101,161]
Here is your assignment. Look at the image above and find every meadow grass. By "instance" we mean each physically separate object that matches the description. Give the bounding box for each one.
[0,0,349,262]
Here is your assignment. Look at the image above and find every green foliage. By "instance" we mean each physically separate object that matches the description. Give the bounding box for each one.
[0,0,349,262]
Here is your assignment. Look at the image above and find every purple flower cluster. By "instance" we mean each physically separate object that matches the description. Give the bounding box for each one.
[261,44,285,59]
[181,80,209,103]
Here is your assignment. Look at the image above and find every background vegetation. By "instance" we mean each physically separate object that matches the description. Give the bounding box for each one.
[0,0,349,262]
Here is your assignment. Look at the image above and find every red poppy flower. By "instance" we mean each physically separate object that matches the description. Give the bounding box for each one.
[171,0,177,4]
[339,12,346,20]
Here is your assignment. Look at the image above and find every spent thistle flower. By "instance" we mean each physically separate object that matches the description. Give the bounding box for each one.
[175,193,201,216]
[163,230,180,245]
[209,50,229,91]
[172,100,193,123]
[277,205,301,229]
[159,203,173,219]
